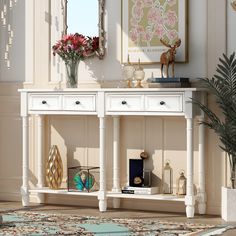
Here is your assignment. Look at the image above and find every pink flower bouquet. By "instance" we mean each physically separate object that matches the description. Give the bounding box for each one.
[52,33,99,63]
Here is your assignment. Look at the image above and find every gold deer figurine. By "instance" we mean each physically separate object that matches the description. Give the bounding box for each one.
[160,38,181,78]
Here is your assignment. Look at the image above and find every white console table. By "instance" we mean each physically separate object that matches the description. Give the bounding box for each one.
[19,88,206,218]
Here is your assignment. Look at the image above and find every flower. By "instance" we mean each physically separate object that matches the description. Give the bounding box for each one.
[52,33,99,63]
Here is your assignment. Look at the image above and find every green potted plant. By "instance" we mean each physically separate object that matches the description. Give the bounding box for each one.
[192,52,236,221]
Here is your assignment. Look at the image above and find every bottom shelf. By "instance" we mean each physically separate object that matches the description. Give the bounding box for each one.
[29,188,185,202]
[29,188,99,197]
[107,191,185,202]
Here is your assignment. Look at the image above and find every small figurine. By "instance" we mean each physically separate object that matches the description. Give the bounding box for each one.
[160,38,181,78]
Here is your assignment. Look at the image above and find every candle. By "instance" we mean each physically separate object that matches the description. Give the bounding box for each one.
[10,0,13,8]
[3,5,7,13]
[7,60,10,68]
[3,18,6,26]
[4,52,8,60]
[8,37,12,45]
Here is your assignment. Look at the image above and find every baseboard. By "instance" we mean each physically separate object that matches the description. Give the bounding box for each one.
[206,206,221,216]
[0,192,21,202]
[121,199,185,213]
[3,192,221,216]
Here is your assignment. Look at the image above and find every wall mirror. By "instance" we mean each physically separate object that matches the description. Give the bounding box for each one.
[65,0,105,59]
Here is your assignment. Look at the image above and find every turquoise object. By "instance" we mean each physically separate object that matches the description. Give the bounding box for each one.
[73,170,95,191]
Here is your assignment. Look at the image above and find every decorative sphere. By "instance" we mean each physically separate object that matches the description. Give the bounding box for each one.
[123,65,135,80]
[134,69,145,80]
[140,151,148,160]
[73,170,95,191]
[134,176,143,185]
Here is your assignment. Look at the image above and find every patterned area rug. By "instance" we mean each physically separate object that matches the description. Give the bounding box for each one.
[0,211,234,236]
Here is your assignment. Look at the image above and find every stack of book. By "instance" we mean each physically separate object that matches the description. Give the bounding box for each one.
[147,77,191,88]
[121,186,159,195]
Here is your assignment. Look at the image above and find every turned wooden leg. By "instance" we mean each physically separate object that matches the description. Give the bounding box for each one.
[185,118,195,218]
[98,117,107,211]
[21,116,29,206]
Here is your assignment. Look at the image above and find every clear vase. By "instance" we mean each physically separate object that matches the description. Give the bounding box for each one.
[65,60,79,88]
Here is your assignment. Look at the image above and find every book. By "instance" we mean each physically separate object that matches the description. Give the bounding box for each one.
[147,77,191,88]
[121,189,135,194]
[148,82,182,88]
[122,186,159,195]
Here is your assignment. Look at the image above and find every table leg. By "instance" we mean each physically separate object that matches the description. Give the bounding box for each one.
[112,116,121,208]
[98,117,107,211]
[36,115,45,203]
[198,93,207,214]
[21,116,29,206]
[185,118,195,218]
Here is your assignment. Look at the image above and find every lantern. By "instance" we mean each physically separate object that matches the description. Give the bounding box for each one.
[163,161,173,194]
[176,171,187,195]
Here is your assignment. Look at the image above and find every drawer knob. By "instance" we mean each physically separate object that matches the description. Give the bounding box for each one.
[121,101,127,105]
[42,100,47,104]
[160,101,165,105]
[75,101,81,105]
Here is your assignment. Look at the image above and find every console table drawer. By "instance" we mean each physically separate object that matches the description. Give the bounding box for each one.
[63,95,96,111]
[106,94,143,111]
[29,95,61,110]
[145,94,183,112]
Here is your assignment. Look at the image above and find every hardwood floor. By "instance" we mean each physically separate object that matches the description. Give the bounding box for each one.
[0,201,236,235]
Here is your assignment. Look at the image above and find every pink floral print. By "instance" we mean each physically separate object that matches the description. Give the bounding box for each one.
[129,0,179,46]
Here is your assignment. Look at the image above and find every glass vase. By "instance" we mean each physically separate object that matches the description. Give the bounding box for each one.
[65,60,79,88]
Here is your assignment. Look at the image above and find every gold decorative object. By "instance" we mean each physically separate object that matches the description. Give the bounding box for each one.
[46,145,63,189]
[123,54,134,88]
[140,151,148,160]
[162,160,173,194]
[134,59,145,88]
[176,170,187,195]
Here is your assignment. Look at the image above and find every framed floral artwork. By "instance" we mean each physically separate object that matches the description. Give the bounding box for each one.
[121,0,188,64]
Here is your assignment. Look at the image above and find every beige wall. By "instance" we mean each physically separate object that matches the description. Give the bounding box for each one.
[0,83,22,201]
[0,0,235,215]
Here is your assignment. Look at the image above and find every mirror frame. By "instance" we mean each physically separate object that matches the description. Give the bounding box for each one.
[64,0,105,59]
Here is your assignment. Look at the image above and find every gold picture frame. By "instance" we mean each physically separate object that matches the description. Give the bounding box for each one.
[121,0,188,64]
